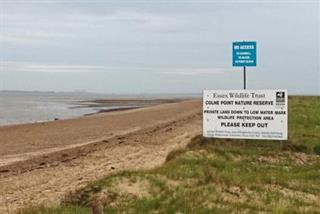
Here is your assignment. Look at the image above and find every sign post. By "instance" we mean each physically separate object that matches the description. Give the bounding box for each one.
[243,66,246,90]
[203,41,288,142]
[232,41,257,89]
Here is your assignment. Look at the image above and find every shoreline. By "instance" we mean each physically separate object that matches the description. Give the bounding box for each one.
[0,99,201,157]
[80,98,186,116]
[0,98,187,128]
[83,106,141,116]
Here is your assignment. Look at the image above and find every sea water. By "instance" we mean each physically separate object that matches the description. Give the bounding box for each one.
[0,91,107,126]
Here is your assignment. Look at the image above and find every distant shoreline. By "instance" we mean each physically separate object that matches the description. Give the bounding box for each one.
[83,106,142,116]
[74,97,183,107]
[71,98,186,117]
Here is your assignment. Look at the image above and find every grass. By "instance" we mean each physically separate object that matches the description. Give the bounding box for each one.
[287,96,320,153]
[18,205,90,214]
[18,96,320,214]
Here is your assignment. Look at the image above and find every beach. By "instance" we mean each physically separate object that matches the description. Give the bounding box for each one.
[0,91,189,126]
[0,99,202,213]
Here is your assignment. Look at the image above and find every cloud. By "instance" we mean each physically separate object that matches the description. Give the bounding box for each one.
[0,61,108,73]
[159,67,234,76]
[0,61,235,76]
[0,4,186,45]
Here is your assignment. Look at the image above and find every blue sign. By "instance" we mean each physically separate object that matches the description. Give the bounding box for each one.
[232,41,257,67]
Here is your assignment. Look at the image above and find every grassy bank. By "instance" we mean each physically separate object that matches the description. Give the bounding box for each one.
[19,96,320,213]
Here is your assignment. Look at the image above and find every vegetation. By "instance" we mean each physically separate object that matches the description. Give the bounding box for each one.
[18,96,320,213]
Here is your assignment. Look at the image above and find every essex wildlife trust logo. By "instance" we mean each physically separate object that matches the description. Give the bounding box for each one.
[276,91,285,106]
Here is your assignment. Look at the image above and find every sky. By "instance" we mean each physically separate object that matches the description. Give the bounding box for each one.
[0,0,319,95]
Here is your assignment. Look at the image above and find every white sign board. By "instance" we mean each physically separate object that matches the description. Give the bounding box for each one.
[203,89,287,140]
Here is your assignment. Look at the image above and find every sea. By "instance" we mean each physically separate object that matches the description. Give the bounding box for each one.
[0,91,108,126]
[0,91,199,126]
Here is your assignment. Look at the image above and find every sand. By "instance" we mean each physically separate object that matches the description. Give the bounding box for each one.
[0,99,202,213]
